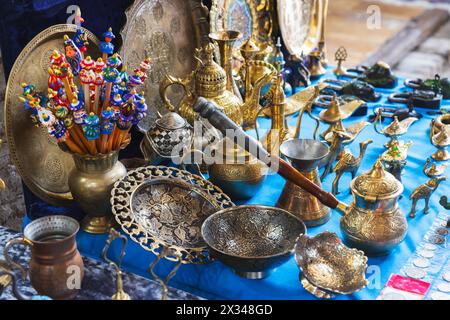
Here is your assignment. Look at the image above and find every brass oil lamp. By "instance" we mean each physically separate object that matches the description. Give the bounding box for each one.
[159,43,243,125]
[374,114,417,148]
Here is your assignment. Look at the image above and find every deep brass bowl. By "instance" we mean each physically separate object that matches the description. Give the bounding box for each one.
[201,205,306,279]
[295,232,368,298]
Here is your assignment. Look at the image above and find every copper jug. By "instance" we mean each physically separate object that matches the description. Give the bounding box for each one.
[4,215,84,300]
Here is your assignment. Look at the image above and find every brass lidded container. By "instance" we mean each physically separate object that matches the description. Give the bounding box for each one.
[208,138,268,201]
[340,159,407,256]
[160,43,243,125]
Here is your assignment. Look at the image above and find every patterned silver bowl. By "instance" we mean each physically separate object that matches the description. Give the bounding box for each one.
[201,205,306,279]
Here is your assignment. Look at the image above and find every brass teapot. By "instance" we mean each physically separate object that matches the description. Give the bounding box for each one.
[159,43,243,126]
[340,159,407,256]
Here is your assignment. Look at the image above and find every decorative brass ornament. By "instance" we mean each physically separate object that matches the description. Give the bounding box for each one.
[120,0,210,131]
[374,114,418,148]
[277,0,321,57]
[432,114,450,136]
[159,43,243,125]
[102,229,130,300]
[201,205,306,279]
[340,159,407,256]
[321,120,370,180]
[295,232,368,299]
[381,140,412,182]
[410,177,446,218]
[4,24,100,206]
[423,158,447,178]
[333,47,348,76]
[431,128,450,161]
[332,140,373,195]
[285,82,328,115]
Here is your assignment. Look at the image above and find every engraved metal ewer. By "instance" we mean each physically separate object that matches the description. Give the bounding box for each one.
[276,139,331,227]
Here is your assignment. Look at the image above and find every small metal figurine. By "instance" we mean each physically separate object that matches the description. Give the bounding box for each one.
[374,113,417,148]
[371,96,422,121]
[284,53,311,88]
[345,61,398,89]
[381,140,412,182]
[405,74,450,99]
[332,139,373,195]
[321,79,382,102]
[410,176,446,218]
[440,196,450,210]
[389,89,442,110]
[333,47,347,77]
[423,158,447,178]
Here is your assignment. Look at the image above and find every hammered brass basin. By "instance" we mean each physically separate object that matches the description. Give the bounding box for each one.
[201,205,306,279]
[295,232,368,298]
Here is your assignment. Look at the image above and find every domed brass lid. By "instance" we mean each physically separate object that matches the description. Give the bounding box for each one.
[154,112,187,130]
[240,38,260,59]
[351,159,403,200]
[195,43,227,97]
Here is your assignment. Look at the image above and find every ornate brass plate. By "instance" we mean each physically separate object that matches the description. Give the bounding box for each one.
[210,0,259,49]
[277,0,321,57]
[111,166,234,264]
[120,0,209,132]
[4,24,100,207]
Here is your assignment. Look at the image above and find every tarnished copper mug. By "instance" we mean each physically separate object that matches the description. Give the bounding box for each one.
[4,216,84,300]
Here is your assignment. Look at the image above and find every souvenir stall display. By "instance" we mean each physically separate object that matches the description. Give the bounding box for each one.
[1,0,450,302]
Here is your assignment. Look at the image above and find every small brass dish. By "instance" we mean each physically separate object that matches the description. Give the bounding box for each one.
[295,232,368,299]
[202,205,306,280]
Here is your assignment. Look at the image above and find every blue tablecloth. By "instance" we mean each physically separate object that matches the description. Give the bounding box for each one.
[24,70,450,300]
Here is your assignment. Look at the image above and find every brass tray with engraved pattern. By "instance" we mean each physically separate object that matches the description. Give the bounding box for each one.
[277,0,321,57]
[120,0,210,132]
[4,24,100,207]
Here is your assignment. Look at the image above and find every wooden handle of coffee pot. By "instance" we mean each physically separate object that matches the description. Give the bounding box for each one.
[193,97,346,211]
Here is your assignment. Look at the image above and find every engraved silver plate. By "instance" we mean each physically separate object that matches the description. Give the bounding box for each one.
[437,282,450,293]
[443,271,450,282]
[431,291,450,300]
[404,267,427,280]
[277,0,319,57]
[417,249,435,259]
[120,0,209,132]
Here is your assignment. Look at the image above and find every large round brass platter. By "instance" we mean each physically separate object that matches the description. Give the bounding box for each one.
[4,24,100,207]
[120,0,209,132]
[277,0,321,57]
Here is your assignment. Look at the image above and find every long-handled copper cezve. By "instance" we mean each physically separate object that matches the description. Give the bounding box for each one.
[193,97,348,213]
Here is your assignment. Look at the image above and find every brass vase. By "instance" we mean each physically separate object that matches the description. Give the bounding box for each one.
[4,216,84,300]
[68,151,127,234]
[209,30,243,102]
[276,139,331,227]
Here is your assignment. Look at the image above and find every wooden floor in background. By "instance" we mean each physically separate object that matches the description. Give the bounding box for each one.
[326,0,425,67]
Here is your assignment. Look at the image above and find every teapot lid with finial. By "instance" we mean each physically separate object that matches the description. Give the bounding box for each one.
[351,158,403,200]
[194,43,227,97]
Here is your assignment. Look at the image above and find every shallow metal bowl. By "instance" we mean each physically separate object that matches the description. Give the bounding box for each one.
[201,205,306,279]
[295,232,368,298]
